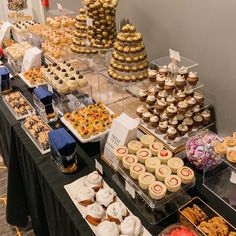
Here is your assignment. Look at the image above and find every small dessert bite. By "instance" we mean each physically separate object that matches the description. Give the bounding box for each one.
[167,157,184,173]
[175,75,186,90]
[122,154,138,170]
[224,137,236,147]
[159,121,168,134]
[201,109,211,125]
[166,104,178,118]
[148,68,157,82]
[178,100,188,114]
[156,74,167,87]
[167,126,178,141]
[187,71,199,85]
[155,98,167,113]
[130,163,146,179]
[158,149,173,164]
[149,181,167,200]
[177,166,195,184]
[142,111,152,123]
[128,140,143,154]
[165,175,181,192]
[193,114,203,127]
[84,171,103,191]
[145,157,161,173]
[168,117,179,129]
[178,123,188,136]
[114,146,128,160]
[120,216,143,236]
[106,202,128,224]
[149,142,164,156]
[96,221,119,236]
[75,187,95,207]
[227,150,236,163]
[176,90,186,102]
[86,202,105,226]
[150,115,159,127]
[183,118,194,131]
[178,66,188,78]
[187,97,197,108]
[164,78,175,94]
[140,135,155,147]
[96,188,116,208]
[213,141,227,155]
[139,89,148,102]
[146,93,156,106]
[138,172,156,190]
[136,148,152,163]
[136,105,146,118]
[155,164,172,181]
[158,65,169,76]
[194,90,204,105]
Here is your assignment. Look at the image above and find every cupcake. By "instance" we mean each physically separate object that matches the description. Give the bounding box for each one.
[201,109,211,125]
[158,65,169,76]
[185,110,193,118]
[178,66,188,78]
[194,91,204,105]
[146,94,156,106]
[184,86,194,96]
[176,114,185,123]
[193,114,203,127]
[75,187,95,207]
[155,98,167,113]
[142,111,152,123]
[186,97,197,108]
[187,71,199,85]
[176,90,186,102]
[136,105,146,118]
[192,105,201,114]
[175,75,186,89]
[139,89,148,102]
[168,117,178,128]
[156,84,164,93]
[84,171,103,191]
[166,95,177,105]
[150,115,159,127]
[159,111,169,122]
[166,104,178,118]
[159,121,168,134]
[156,74,166,87]
[148,86,158,96]
[177,123,188,136]
[167,126,177,140]
[183,118,194,130]
[177,100,188,114]
[164,78,175,94]
[148,68,157,82]
[86,203,105,226]
[157,90,168,100]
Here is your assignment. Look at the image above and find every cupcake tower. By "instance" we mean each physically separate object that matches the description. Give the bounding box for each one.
[71,8,98,55]
[136,66,211,140]
[83,0,118,49]
[108,24,149,82]
[114,134,195,200]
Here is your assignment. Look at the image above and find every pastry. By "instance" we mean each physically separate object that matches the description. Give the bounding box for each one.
[168,117,178,128]
[136,148,152,163]
[136,105,146,118]
[178,123,188,136]
[158,65,169,76]
[178,66,188,78]
[145,157,161,173]
[150,116,159,127]
[84,171,103,191]
[164,79,175,94]
[166,95,177,106]
[146,94,156,106]
[130,163,146,179]
[96,221,119,236]
[156,74,166,87]
[86,202,105,226]
[187,97,197,108]
[213,141,227,155]
[166,104,178,118]
[187,71,199,85]
[149,142,164,156]
[155,98,167,113]
[201,110,211,125]
[128,140,143,154]
[106,202,128,224]
[139,89,148,101]
[176,90,186,102]
[155,164,172,181]
[138,172,156,190]
[114,146,128,160]
[158,149,173,164]
[175,75,186,89]
[167,157,184,173]
[165,175,181,192]
[194,91,204,105]
[148,68,157,82]
[193,115,203,127]
[160,111,169,122]
[148,181,167,200]
[178,100,188,114]
[159,121,168,134]
[122,154,138,170]
[120,216,143,236]
[142,111,152,123]
[177,166,195,184]
[167,126,178,140]
[140,135,155,147]
[75,187,95,207]
[224,137,236,147]
[96,188,116,208]
[183,118,194,131]
[158,90,168,100]
[148,86,159,95]
[227,150,236,163]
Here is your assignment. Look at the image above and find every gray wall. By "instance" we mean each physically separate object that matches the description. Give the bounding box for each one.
[47,0,236,136]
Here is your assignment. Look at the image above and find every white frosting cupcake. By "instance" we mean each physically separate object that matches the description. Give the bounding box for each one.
[120,216,143,236]
[96,221,119,236]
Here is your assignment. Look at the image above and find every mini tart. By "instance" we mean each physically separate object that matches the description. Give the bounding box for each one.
[114,146,128,160]
[158,149,173,164]
[122,154,138,170]
[86,203,105,226]
[128,140,143,154]
[75,187,95,207]
[149,142,164,156]
[130,163,146,179]
[149,181,167,200]
[106,202,128,224]
[165,175,181,192]
[96,188,116,208]
[96,221,119,236]
[227,150,236,163]
[177,166,195,184]
[167,157,184,173]
[140,135,155,148]
[214,141,227,155]
[155,164,172,181]
[224,137,236,148]
[136,148,152,163]
[84,171,103,191]
[138,172,156,190]
[145,157,161,173]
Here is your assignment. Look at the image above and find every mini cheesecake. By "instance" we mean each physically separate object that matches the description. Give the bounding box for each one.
[165,175,181,192]
[158,149,173,164]
[138,172,156,190]
[114,146,128,160]
[122,154,138,170]
[149,181,167,200]
[177,166,195,184]
[137,148,152,163]
[130,163,146,180]
[155,164,172,181]
[145,157,161,173]
[149,142,163,156]
[140,135,155,148]
[167,157,184,173]
[128,140,143,154]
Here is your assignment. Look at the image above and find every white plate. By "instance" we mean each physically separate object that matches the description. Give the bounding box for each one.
[19,72,47,88]
[64,173,152,236]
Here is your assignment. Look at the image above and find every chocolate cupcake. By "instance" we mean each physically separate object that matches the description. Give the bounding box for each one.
[187,71,199,85]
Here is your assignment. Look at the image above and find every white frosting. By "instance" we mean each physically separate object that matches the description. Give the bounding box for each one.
[188,71,198,78]
[96,188,116,207]
[96,221,119,236]
[157,98,167,106]
[167,126,177,135]
[142,112,151,118]
[201,110,210,118]
[84,171,102,189]
[76,187,95,203]
[156,74,166,82]
[158,90,167,98]
[147,94,156,102]
[167,104,177,113]
[159,121,168,129]
[166,95,176,103]
[150,116,159,122]
[136,105,146,113]
[178,101,188,109]
[178,66,188,74]
[86,202,105,219]
[120,216,143,236]
[106,202,127,223]
[187,97,197,105]
[165,79,175,86]
[159,65,168,73]
[139,90,147,97]
[176,75,185,82]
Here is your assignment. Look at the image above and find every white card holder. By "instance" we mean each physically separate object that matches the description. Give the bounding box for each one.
[0,22,12,44]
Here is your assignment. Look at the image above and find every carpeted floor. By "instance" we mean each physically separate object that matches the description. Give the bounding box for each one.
[0,159,35,236]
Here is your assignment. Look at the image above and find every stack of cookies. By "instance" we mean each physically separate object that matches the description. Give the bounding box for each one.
[83,0,118,49]
[71,8,98,55]
[108,24,149,82]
